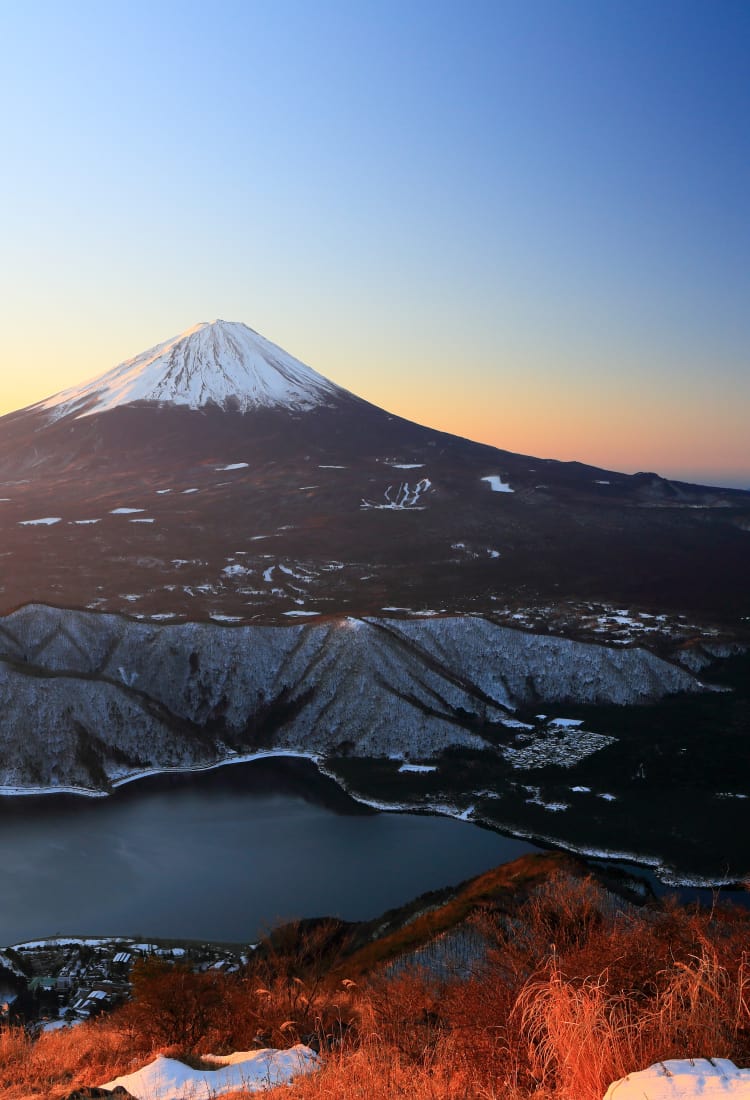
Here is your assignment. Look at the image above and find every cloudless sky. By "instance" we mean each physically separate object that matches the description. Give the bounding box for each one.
[1,0,748,486]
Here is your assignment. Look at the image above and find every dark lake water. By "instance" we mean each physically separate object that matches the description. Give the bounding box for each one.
[0,759,539,947]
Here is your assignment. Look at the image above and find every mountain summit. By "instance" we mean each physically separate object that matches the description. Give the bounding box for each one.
[39,319,345,419]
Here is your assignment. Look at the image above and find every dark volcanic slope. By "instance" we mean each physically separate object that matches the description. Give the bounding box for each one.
[1,389,748,628]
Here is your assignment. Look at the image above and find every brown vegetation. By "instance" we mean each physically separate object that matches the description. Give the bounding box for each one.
[2,864,749,1100]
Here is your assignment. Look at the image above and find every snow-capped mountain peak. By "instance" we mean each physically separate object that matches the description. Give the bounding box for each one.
[39,319,346,419]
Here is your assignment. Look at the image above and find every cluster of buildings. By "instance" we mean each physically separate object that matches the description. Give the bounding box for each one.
[0,937,247,1031]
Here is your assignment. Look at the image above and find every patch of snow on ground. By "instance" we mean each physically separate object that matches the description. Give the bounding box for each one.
[318,464,347,469]
[101,1044,320,1099]
[210,614,242,623]
[156,489,172,494]
[182,488,199,494]
[19,517,62,526]
[72,518,101,524]
[399,763,438,773]
[361,478,432,510]
[110,508,144,515]
[216,462,249,471]
[481,475,513,493]
[603,1058,750,1099]
[571,785,592,793]
[598,792,617,801]
[279,563,311,581]
[523,786,570,812]
[130,518,155,523]
[223,563,250,577]
[283,610,320,617]
[595,479,611,485]
[390,463,424,468]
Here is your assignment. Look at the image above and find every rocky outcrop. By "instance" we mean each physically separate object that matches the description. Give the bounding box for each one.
[0,606,702,793]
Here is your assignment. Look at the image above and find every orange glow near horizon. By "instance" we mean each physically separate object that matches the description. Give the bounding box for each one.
[2,328,748,491]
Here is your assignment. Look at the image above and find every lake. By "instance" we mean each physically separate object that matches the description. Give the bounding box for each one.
[0,758,539,946]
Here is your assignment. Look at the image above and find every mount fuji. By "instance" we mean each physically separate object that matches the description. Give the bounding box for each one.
[0,317,747,627]
[0,318,749,881]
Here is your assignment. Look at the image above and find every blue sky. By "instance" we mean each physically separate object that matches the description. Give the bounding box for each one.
[1,0,748,486]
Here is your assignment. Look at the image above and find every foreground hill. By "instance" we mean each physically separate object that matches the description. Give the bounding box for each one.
[3,852,749,1100]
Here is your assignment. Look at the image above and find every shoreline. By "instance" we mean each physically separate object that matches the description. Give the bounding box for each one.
[1,752,745,893]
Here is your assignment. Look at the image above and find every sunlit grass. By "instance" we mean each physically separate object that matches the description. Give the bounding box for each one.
[3,871,748,1099]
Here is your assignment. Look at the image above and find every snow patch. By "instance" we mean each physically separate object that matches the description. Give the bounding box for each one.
[18,517,62,526]
[216,462,249,471]
[481,475,513,493]
[101,1044,320,1099]
[604,1058,750,1099]
[398,763,438,773]
[361,479,432,510]
[110,508,145,515]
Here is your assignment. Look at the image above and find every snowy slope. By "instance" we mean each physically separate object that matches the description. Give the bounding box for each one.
[39,320,346,418]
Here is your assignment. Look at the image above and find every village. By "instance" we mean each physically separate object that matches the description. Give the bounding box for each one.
[0,936,249,1032]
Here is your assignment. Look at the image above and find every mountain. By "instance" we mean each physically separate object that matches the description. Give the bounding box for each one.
[0,318,748,627]
[1,319,749,882]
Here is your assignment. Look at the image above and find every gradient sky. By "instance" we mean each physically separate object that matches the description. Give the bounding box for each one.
[1,0,748,487]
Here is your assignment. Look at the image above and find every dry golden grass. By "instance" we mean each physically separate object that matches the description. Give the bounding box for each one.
[2,872,748,1099]
[0,1018,146,1100]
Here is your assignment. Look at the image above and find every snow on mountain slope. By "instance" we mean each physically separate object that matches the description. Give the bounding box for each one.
[39,320,346,419]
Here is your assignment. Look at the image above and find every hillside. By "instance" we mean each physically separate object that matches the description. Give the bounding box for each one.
[3,853,749,1099]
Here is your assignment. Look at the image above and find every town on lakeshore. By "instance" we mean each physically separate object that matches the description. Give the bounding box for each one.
[0,937,248,1031]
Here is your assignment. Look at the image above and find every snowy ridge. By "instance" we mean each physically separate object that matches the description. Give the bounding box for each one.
[38,320,346,419]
